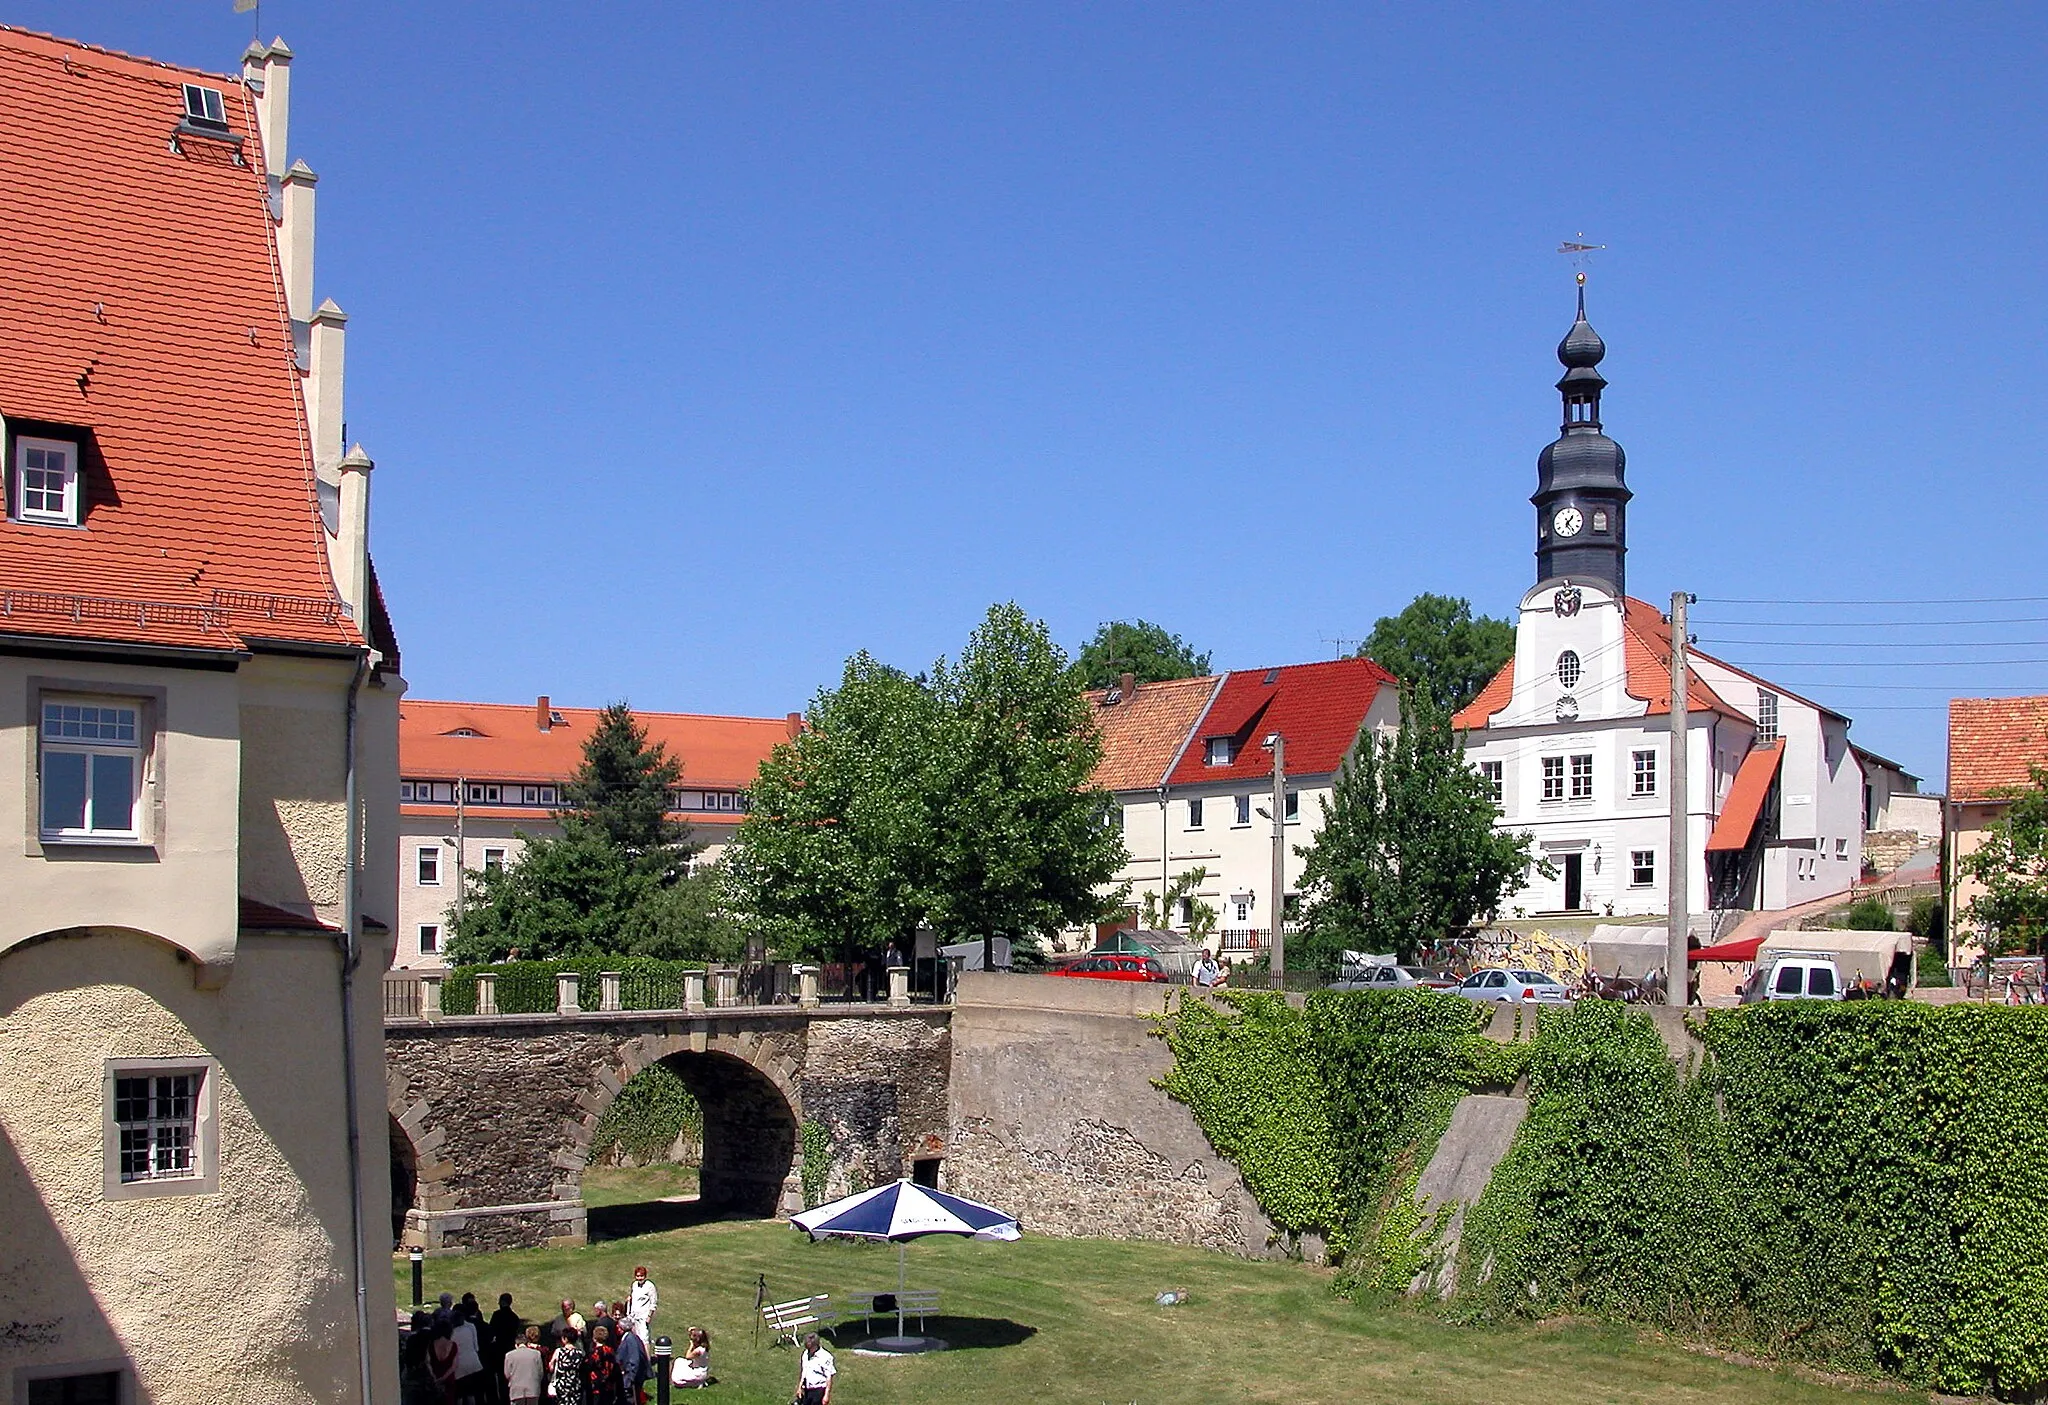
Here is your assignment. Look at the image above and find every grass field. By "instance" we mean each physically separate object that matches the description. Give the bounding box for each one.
[398,1213,1898,1405]
[583,1164,701,1208]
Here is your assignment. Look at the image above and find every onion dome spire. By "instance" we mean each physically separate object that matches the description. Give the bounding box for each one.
[1532,273,1630,595]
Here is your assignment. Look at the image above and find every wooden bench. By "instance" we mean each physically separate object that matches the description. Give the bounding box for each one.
[844,1288,939,1334]
[761,1295,836,1347]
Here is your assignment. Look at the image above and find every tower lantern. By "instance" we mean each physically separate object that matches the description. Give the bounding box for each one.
[1532,273,1631,595]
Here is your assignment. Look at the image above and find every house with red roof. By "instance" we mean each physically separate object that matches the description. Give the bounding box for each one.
[1082,658,1400,954]
[1947,695,2048,950]
[1455,290,1871,930]
[396,696,798,966]
[0,28,402,1405]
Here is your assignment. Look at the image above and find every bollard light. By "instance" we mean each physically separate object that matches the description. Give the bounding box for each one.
[652,1335,673,1405]
[409,1246,424,1308]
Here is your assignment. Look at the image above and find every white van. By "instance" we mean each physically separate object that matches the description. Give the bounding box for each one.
[1744,952,1844,1003]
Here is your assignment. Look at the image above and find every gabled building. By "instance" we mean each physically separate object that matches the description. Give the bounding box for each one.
[1457,283,1864,924]
[396,696,798,966]
[0,28,400,1405]
[1947,695,2048,946]
[1085,659,1400,951]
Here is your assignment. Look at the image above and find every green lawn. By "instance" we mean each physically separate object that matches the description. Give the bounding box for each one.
[397,1219,1899,1405]
[584,1164,701,1208]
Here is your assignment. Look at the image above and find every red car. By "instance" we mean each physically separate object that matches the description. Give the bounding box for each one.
[1047,954,1171,983]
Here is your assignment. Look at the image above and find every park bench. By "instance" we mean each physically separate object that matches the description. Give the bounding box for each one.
[844,1288,939,1334]
[761,1295,836,1347]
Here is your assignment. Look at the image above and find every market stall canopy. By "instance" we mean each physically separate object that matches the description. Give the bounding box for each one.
[1690,934,1766,964]
[1587,924,1670,978]
[1756,929,1915,986]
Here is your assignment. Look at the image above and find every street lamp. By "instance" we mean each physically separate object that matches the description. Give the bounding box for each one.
[1260,732,1286,989]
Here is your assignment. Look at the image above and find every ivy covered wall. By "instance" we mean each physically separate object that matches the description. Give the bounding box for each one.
[1158,992,2048,1396]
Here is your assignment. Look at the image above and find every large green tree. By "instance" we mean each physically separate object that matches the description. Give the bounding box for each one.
[446,704,742,964]
[1073,619,1212,690]
[727,604,1128,966]
[1359,593,1514,715]
[1962,765,2048,956]
[1293,692,1539,967]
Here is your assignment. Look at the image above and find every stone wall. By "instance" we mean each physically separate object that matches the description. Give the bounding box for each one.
[1863,830,1929,878]
[945,973,1277,1256]
[801,1014,951,1200]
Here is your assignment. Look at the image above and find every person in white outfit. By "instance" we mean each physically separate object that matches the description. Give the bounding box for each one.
[628,1265,658,1346]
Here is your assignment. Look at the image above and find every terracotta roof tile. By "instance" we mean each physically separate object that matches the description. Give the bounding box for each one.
[1706,740,1784,851]
[1084,675,1222,791]
[1949,695,2048,803]
[1453,658,1515,729]
[1164,657,1394,787]
[401,700,793,790]
[1619,597,1744,719]
[0,28,356,654]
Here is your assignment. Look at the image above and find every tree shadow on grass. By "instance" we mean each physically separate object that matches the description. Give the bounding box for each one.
[835,1317,1038,1352]
[588,1197,764,1242]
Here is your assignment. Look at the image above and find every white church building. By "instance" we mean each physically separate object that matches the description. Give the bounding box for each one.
[1455,282,1865,924]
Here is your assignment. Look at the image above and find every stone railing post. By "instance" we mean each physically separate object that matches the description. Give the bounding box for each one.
[888,965,911,1008]
[798,965,821,1009]
[474,972,498,1016]
[556,971,581,1015]
[712,967,738,1009]
[419,971,444,1019]
[684,970,706,1012]
[600,971,622,1012]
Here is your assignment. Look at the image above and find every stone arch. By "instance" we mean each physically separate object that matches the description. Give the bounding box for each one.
[386,1087,450,1249]
[388,1113,418,1250]
[589,1029,804,1218]
[0,923,235,994]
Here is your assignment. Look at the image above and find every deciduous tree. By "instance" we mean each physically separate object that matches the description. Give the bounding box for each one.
[1962,765,2048,956]
[1074,619,1212,690]
[1359,594,1514,715]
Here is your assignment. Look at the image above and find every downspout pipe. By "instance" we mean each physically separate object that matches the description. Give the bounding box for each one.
[337,650,375,1405]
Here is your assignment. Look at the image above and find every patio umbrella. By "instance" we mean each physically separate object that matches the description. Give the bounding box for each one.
[790,1179,1020,1352]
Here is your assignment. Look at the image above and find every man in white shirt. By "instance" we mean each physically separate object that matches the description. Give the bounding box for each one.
[628,1265,658,1346]
[1191,949,1221,989]
[796,1332,835,1405]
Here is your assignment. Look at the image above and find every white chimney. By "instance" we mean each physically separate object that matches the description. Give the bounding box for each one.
[306,299,347,473]
[240,38,294,178]
[334,444,374,628]
[279,160,317,325]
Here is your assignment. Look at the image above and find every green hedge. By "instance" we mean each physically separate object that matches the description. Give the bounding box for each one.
[589,1062,703,1165]
[1159,993,2048,1396]
[440,956,705,1015]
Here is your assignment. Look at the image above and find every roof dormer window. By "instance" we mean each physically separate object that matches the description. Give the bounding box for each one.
[181,84,228,131]
[1206,737,1236,766]
[14,436,80,526]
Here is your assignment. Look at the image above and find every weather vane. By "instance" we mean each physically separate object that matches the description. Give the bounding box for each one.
[1558,234,1605,287]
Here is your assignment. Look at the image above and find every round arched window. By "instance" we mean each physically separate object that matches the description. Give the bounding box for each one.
[1557,650,1582,690]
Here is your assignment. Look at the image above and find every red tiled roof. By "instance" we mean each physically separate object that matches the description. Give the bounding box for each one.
[399,804,745,829]
[0,28,356,655]
[1453,658,1514,730]
[1949,696,2048,804]
[1163,657,1394,786]
[236,894,386,933]
[400,699,792,789]
[1085,675,1222,791]
[1706,740,1784,852]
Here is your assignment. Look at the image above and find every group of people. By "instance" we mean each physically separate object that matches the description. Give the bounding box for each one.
[1190,949,1235,989]
[403,1267,716,1405]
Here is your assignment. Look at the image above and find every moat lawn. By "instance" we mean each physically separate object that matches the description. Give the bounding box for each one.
[400,1198,1894,1404]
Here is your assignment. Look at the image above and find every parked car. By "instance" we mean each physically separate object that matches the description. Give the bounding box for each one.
[1327,964,1449,991]
[1453,967,1574,1005]
[1091,929,1206,979]
[1048,954,1171,983]
[1741,953,1844,1004]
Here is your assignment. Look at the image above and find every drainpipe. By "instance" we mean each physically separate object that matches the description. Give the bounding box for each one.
[336,650,375,1405]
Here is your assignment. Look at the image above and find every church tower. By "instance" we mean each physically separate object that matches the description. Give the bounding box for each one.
[1532,274,1630,595]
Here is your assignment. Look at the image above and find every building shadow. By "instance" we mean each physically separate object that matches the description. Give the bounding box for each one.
[587,1195,766,1242]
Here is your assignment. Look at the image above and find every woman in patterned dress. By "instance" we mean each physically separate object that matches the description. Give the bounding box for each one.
[550,1327,588,1405]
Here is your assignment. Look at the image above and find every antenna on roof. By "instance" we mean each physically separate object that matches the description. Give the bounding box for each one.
[1320,635,1361,658]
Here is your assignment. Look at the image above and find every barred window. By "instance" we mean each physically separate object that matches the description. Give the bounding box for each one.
[115,1073,199,1183]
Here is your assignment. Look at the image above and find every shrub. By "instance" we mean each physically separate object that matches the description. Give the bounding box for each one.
[1840,896,1896,931]
[589,1062,702,1165]
[1907,894,1945,949]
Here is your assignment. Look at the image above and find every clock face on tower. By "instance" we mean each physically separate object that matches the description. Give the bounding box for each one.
[1552,506,1585,538]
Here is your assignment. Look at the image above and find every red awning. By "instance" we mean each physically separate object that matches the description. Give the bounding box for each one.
[1705,740,1785,853]
[1689,934,1765,964]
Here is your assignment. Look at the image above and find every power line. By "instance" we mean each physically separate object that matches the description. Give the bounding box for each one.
[1743,681,2048,692]
[1695,616,2048,628]
[1721,657,2048,668]
[1699,595,2048,606]
[1701,637,2048,649]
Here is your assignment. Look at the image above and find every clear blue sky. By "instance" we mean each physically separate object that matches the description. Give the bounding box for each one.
[22,3,2048,786]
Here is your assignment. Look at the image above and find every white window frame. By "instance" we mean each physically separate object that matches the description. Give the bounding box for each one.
[38,695,145,844]
[483,847,507,874]
[104,1057,217,1200]
[416,846,441,886]
[1479,760,1504,804]
[1569,753,1594,800]
[1206,737,1235,766]
[1630,849,1655,887]
[1541,756,1565,802]
[418,924,441,955]
[1284,790,1300,822]
[1234,794,1252,826]
[539,785,558,806]
[1556,650,1582,690]
[1756,690,1780,744]
[181,83,227,126]
[1187,797,1205,829]
[14,435,81,525]
[1632,749,1657,797]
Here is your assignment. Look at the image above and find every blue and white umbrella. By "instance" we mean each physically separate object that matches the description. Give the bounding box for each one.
[790,1179,1019,1350]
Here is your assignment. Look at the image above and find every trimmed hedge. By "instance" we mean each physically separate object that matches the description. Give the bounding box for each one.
[1159,992,2048,1396]
[440,956,705,1015]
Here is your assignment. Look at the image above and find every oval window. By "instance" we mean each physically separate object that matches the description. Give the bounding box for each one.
[1557,650,1582,690]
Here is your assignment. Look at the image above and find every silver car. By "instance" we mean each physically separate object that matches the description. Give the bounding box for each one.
[1327,964,1423,991]
[1454,967,1574,1005]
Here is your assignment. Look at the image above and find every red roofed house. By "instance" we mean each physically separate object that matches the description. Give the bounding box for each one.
[1079,659,1400,954]
[0,29,403,1405]
[1947,696,2048,950]
[397,697,799,967]
[1455,290,1866,929]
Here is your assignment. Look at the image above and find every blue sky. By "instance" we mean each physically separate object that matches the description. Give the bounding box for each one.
[22,4,2048,785]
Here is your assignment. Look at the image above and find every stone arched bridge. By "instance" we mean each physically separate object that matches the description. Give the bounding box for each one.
[385,1001,951,1253]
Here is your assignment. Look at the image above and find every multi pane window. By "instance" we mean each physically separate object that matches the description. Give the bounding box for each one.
[1541,756,1565,802]
[181,83,227,127]
[1569,753,1594,800]
[114,1073,199,1183]
[16,437,79,524]
[1187,797,1205,828]
[417,847,441,885]
[1556,650,1582,690]
[1631,850,1656,886]
[1632,749,1657,797]
[1480,760,1504,804]
[40,699,141,839]
[1206,737,1235,766]
[483,848,507,874]
[1756,690,1779,744]
[1234,794,1252,825]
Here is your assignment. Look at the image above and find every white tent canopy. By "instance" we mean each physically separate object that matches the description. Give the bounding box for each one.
[1585,924,1669,979]
[1758,929,1916,987]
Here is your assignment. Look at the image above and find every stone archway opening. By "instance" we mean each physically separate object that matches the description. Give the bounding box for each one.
[388,1113,418,1249]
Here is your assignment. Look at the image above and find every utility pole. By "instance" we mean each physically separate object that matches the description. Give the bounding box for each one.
[1668,592,1691,1006]
[1269,734,1287,990]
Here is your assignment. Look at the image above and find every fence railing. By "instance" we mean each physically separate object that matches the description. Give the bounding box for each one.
[383,973,422,1020]
[1215,924,1303,955]
[384,956,957,1018]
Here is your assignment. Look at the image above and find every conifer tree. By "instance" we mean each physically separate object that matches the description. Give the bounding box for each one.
[562,702,689,854]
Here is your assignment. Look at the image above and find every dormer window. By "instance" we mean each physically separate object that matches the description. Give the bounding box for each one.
[1206,737,1235,766]
[181,84,228,131]
[14,437,80,525]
